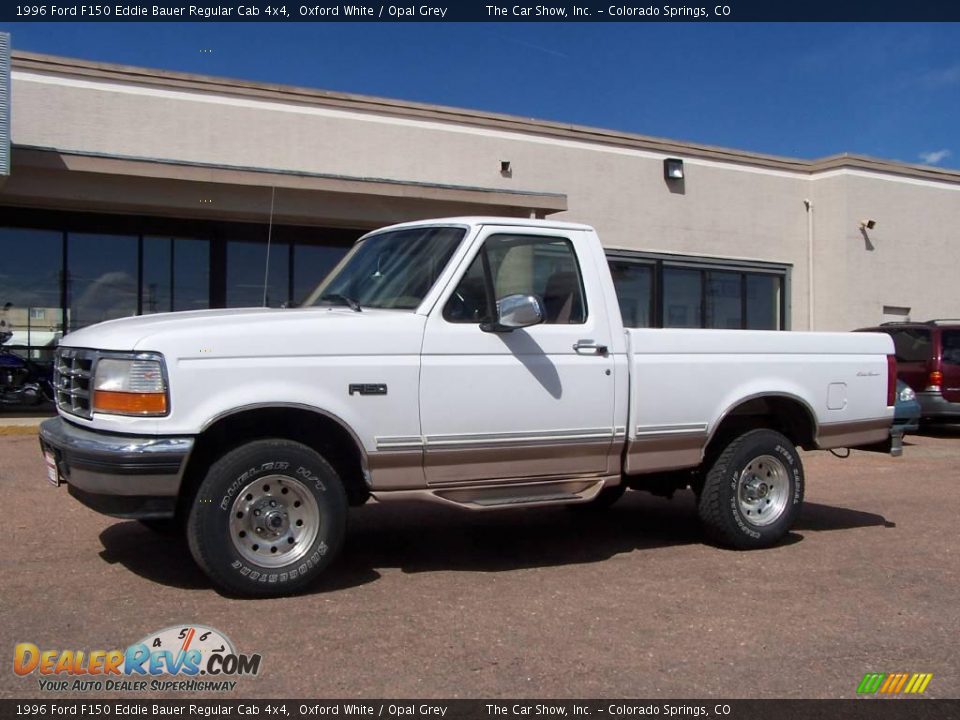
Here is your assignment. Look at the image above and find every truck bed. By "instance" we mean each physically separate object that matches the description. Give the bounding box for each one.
[624,328,895,474]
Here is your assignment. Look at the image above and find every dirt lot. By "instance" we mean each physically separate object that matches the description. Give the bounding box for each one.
[2,428,958,699]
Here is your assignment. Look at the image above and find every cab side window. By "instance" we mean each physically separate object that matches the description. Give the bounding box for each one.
[443,234,586,324]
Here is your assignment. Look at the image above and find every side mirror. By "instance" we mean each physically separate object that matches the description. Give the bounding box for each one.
[481,294,544,333]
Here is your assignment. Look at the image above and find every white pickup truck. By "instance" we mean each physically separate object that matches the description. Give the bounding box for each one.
[40,217,897,596]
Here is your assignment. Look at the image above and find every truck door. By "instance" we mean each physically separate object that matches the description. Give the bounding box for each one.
[419,227,617,485]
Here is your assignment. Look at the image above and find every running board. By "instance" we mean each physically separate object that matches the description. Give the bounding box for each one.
[371,476,616,510]
[470,492,584,507]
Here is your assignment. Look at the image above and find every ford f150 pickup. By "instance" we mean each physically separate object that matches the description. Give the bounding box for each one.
[39,217,897,596]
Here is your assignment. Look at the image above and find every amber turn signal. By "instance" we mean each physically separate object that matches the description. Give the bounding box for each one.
[93,390,168,416]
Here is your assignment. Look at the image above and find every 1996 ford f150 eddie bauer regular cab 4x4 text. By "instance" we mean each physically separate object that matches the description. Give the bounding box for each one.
[40,218,898,596]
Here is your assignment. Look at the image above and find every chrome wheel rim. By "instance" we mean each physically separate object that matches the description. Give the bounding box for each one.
[229,474,320,568]
[737,455,790,527]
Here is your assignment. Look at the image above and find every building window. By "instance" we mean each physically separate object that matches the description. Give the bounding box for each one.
[746,274,782,330]
[608,251,788,330]
[66,233,139,332]
[292,244,349,307]
[705,271,743,329]
[142,237,210,314]
[0,209,361,366]
[227,239,292,308]
[0,228,63,355]
[663,268,702,328]
[609,260,653,329]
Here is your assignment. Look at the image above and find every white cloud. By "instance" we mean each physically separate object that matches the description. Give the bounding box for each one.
[919,149,951,165]
[922,64,960,89]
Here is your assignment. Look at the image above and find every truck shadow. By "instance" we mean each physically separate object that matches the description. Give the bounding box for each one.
[96,492,894,595]
[914,423,960,438]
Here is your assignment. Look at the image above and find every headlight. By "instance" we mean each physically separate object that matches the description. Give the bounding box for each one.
[93,354,168,416]
[898,385,916,403]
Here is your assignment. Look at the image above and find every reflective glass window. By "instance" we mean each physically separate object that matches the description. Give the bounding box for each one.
[142,237,210,314]
[0,228,64,352]
[706,271,743,329]
[663,268,702,328]
[609,260,654,328]
[228,240,290,308]
[67,233,138,332]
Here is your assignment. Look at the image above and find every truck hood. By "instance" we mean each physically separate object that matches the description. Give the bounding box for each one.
[59,307,426,357]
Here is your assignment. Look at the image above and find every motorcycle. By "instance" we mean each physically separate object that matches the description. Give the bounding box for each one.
[0,331,55,407]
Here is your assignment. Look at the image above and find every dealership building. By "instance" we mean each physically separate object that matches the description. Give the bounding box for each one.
[2,34,960,356]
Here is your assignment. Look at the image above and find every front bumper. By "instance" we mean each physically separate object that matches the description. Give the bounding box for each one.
[39,417,194,519]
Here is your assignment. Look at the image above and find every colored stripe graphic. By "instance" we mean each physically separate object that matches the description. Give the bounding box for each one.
[879,674,897,693]
[858,672,932,694]
[857,673,885,693]
[912,674,933,694]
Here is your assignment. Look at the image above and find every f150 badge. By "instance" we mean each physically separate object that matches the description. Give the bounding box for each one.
[349,383,387,396]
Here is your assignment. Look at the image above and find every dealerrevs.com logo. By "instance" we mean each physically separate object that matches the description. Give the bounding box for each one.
[14,625,262,693]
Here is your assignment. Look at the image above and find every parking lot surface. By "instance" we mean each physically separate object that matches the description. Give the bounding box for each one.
[2,428,958,699]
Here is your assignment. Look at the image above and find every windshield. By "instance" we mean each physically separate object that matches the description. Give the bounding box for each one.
[302,226,466,310]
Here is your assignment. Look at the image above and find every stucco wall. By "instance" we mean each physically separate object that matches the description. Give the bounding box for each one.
[7,63,960,331]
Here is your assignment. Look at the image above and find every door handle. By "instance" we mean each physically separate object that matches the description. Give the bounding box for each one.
[573,340,608,356]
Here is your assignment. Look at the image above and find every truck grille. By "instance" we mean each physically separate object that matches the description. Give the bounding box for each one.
[55,348,97,419]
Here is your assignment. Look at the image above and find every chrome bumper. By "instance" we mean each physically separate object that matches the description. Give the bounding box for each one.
[39,417,194,518]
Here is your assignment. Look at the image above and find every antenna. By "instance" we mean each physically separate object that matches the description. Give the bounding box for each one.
[262,186,276,307]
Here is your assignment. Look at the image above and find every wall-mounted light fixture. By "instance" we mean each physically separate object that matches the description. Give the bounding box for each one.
[663,158,684,181]
[500,160,512,177]
[859,219,876,231]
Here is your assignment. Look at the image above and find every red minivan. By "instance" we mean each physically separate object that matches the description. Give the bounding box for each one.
[857,320,960,424]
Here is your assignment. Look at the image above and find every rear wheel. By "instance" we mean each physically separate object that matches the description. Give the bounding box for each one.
[187,439,347,597]
[698,429,803,549]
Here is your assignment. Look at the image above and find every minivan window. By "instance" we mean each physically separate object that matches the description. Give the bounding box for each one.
[888,328,932,363]
[942,330,960,366]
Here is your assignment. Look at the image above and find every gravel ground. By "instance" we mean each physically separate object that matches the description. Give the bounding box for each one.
[2,428,958,699]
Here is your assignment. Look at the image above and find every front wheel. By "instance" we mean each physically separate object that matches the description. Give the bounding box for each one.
[187,439,348,597]
[697,429,804,549]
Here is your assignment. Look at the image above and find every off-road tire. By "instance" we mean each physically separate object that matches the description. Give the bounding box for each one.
[187,439,347,597]
[698,429,804,549]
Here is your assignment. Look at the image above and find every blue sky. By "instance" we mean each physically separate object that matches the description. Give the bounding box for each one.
[3,22,959,168]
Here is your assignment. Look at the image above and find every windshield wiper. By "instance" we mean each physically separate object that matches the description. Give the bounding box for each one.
[319,293,362,312]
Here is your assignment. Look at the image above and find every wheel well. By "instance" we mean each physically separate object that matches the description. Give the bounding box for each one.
[704,396,817,467]
[176,407,369,519]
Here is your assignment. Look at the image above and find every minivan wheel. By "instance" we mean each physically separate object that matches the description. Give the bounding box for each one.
[187,439,347,597]
[698,429,804,549]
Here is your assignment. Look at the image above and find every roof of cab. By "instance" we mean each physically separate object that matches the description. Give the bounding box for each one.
[361,217,596,239]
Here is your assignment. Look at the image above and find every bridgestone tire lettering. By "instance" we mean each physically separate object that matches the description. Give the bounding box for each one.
[187,439,347,597]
